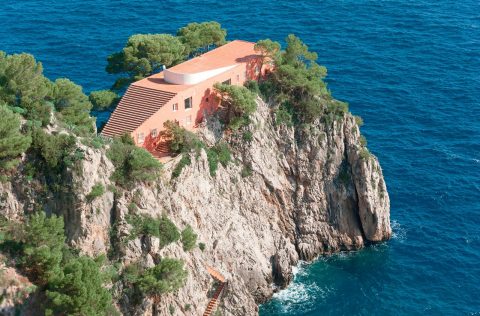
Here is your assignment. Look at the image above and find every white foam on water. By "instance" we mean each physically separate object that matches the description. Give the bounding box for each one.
[270,281,331,314]
[391,220,407,242]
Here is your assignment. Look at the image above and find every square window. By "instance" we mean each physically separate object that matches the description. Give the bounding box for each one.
[151,128,157,138]
[172,103,178,111]
[184,97,192,110]
[137,132,145,144]
[186,115,192,125]
[236,74,240,82]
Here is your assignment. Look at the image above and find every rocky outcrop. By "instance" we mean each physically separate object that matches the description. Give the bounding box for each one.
[0,98,390,315]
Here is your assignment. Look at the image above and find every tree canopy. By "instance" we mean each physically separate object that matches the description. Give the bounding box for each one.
[254,39,281,76]
[137,258,188,296]
[177,21,227,57]
[46,256,113,316]
[106,34,185,90]
[214,83,257,130]
[89,89,119,110]
[0,104,32,173]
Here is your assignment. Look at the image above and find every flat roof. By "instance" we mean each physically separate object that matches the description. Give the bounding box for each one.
[132,40,258,92]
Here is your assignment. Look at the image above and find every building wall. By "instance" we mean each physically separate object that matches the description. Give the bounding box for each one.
[132,57,263,149]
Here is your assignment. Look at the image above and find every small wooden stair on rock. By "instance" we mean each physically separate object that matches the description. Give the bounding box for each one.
[203,266,227,316]
[150,139,172,159]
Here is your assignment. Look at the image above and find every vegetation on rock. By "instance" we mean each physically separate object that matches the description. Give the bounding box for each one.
[107,134,162,187]
[177,21,227,57]
[89,90,119,111]
[181,225,198,251]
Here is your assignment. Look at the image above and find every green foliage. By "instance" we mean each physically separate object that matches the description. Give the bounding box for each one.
[107,135,162,187]
[89,90,119,110]
[177,21,227,57]
[86,183,105,202]
[0,51,52,126]
[137,258,188,295]
[354,115,364,127]
[359,135,368,147]
[242,131,253,142]
[359,147,371,160]
[169,304,175,315]
[241,166,253,178]
[171,154,192,179]
[184,304,191,311]
[20,213,65,285]
[198,242,206,252]
[126,214,180,248]
[274,103,294,127]
[254,39,281,75]
[181,225,197,251]
[107,34,185,90]
[205,142,231,176]
[244,80,260,94]
[163,120,205,154]
[31,128,79,169]
[214,83,257,129]
[45,256,112,316]
[0,105,32,174]
[52,78,95,135]
[81,135,105,149]
[255,35,335,124]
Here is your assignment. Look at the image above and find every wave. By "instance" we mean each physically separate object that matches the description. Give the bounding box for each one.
[270,281,331,314]
[391,220,407,242]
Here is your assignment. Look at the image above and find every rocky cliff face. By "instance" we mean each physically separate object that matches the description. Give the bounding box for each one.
[0,98,390,315]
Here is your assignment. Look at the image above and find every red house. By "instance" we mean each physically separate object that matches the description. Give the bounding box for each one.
[101,40,263,157]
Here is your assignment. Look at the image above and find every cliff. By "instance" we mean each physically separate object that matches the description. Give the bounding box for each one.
[0,97,390,315]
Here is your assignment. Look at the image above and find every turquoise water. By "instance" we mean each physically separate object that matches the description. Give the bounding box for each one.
[1,1,479,314]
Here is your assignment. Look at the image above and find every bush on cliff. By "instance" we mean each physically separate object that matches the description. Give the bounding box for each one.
[45,256,113,316]
[0,213,115,315]
[177,21,227,57]
[107,134,162,187]
[126,214,180,248]
[181,225,197,251]
[0,104,32,177]
[214,83,257,130]
[137,258,188,295]
[0,51,95,135]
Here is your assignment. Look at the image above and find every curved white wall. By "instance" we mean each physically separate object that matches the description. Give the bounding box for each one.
[164,64,237,85]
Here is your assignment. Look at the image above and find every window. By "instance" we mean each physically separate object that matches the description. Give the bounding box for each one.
[222,79,231,85]
[255,65,260,76]
[151,128,158,138]
[184,97,192,110]
[185,115,192,125]
[137,132,145,144]
[244,70,248,80]
[205,97,209,102]
[236,74,240,82]
[172,103,178,111]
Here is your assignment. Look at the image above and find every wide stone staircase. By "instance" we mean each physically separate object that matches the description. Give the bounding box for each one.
[203,266,227,316]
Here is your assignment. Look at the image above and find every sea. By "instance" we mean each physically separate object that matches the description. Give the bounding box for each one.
[1,0,479,315]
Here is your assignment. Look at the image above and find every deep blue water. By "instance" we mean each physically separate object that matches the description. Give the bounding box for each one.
[1,0,479,314]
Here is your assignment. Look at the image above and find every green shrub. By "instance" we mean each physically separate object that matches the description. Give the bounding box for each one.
[20,213,66,285]
[163,121,205,154]
[126,214,180,248]
[359,135,367,147]
[198,242,206,252]
[241,166,253,178]
[354,115,364,127]
[107,135,162,187]
[244,80,260,94]
[137,258,188,295]
[359,147,371,160]
[86,183,105,202]
[184,304,191,311]
[169,305,175,315]
[242,131,253,142]
[181,225,197,251]
[45,256,112,316]
[171,154,192,179]
[0,105,32,175]
[81,135,105,149]
[274,104,293,127]
[89,90,119,110]
[214,83,256,130]
[206,142,231,176]
[206,148,219,177]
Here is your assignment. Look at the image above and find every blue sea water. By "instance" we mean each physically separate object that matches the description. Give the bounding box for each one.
[1,0,479,314]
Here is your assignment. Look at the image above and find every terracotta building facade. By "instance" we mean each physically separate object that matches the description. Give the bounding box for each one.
[101,40,264,157]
